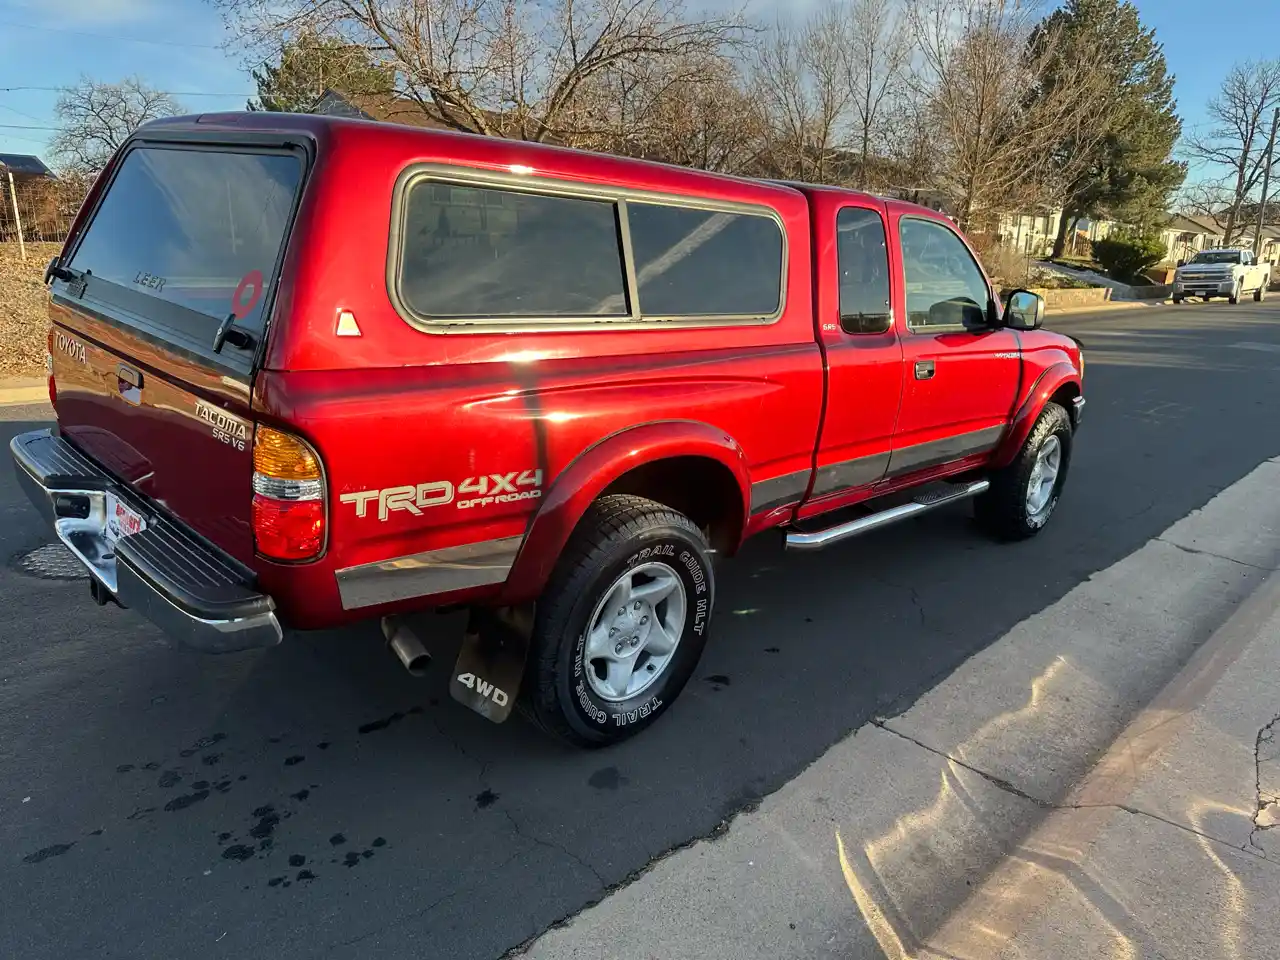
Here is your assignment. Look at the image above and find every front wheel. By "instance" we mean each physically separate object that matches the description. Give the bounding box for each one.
[521,494,715,747]
[1229,281,1241,305]
[975,402,1073,541]
[1256,282,1268,303]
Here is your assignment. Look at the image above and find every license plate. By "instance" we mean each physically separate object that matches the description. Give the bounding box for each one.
[105,494,146,545]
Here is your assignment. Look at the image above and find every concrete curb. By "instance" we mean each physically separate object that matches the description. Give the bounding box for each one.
[1047,298,1171,317]
[0,383,48,406]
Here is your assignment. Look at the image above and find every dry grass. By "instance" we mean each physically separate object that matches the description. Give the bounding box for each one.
[0,242,61,379]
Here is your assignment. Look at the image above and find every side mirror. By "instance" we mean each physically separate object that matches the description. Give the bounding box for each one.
[1003,289,1044,331]
[1176,259,1186,267]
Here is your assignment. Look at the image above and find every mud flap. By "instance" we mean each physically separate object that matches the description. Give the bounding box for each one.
[449,606,532,724]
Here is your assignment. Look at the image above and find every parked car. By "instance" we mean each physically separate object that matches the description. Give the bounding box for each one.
[14,113,1085,746]
[1173,248,1271,304]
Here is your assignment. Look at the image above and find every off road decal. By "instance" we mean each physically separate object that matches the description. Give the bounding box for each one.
[341,470,543,521]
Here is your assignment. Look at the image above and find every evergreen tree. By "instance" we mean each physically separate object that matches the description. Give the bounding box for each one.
[249,30,394,113]
[1036,0,1185,257]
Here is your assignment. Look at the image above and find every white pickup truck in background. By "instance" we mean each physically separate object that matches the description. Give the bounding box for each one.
[1173,248,1272,304]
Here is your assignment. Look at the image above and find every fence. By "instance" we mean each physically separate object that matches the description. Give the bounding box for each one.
[0,172,93,257]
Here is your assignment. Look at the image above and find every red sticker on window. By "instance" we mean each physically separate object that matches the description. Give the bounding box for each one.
[231,270,264,320]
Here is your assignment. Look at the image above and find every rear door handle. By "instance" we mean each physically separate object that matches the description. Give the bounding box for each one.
[914,360,936,380]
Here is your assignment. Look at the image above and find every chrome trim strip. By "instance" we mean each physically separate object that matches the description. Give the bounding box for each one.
[750,468,811,513]
[335,536,524,610]
[885,425,1005,478]
[811,451,890,498]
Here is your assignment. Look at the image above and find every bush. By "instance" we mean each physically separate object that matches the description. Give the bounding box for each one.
[1092,234,1168,284]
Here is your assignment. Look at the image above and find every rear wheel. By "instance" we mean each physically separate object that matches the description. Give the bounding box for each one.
[976,402,1073,541]
[1256,283,1268,303]
[521,495,715,747]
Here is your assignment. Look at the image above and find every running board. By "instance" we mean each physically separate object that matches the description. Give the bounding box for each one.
[784,480,991,552]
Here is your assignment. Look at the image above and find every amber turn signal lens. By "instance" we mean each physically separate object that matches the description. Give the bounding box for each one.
[253,425,322,481]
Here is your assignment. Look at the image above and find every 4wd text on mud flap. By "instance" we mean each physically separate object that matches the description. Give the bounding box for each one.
[341,471,543,521]
[457,672,508,707]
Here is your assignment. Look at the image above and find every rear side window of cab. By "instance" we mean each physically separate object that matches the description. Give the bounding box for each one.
[387,165,788,330]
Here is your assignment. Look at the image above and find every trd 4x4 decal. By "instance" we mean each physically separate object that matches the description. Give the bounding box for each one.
[340,470,544,521]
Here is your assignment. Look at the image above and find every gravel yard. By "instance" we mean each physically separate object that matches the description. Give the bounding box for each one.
[0,242,58,379]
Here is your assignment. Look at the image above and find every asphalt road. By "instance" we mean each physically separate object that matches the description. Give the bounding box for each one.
[4,300,1280,960]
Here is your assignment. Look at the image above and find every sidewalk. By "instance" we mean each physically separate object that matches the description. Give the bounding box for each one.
[515,455,1280,960]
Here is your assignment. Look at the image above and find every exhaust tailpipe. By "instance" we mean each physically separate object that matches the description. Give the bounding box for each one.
[381,617,431,677]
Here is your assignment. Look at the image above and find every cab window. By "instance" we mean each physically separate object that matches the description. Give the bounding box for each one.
[899,217,991,330]
[836,207,892,334]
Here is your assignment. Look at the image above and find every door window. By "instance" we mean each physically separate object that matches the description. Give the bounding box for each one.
[899,218,991,330]
[836,207,892,334]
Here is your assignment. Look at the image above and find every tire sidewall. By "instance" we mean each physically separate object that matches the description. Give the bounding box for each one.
[555,525,714,743]
[1018,410,1072,534]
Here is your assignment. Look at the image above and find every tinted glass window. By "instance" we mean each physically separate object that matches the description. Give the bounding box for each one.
[68,147,302,334]
[626,202,783,317]
[837,207,891,333]
[899,218,990,329]
[398,182,628,319]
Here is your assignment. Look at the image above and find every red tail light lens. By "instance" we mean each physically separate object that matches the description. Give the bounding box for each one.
[251,425,325,561]
[252,496,325,561]
[46,351,55,406]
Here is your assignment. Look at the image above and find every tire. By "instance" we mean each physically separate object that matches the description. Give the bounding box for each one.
[521,494,715,747]
[1172,296,1183,304]
[975,402,1073,542]
[1229,281,1241,305]
[1256,283,1267,303]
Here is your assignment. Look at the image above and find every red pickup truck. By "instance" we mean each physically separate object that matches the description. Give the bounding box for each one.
[14,113,1084,746]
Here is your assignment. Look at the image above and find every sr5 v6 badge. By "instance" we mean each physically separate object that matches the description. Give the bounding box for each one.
[341,470,543,521]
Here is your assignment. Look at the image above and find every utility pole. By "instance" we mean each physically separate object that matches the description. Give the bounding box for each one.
[1254,106,1280,260]
[3,164,25,262]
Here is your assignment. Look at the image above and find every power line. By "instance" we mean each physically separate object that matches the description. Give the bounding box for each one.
[0,123,58,131]
[0,19,224,49]
[0,101,46,122]
[0,86,254,98]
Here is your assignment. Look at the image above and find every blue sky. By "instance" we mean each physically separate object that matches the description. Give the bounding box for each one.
[2,0,1278,168]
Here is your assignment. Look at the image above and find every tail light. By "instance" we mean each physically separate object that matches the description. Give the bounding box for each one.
[46,351,56,406]
[251,425,325,561]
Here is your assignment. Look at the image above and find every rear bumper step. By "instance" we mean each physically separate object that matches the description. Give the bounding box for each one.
[10,429,281,653]
[784,479,990,552]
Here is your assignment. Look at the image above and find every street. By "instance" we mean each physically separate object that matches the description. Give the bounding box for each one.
[4,299,1280,960]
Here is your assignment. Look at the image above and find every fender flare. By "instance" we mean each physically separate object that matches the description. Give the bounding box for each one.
[500,420,751,603]
[991,363,1081,468]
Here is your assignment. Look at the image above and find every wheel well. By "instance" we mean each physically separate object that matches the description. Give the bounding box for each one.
[600,456,745,555]
[1050,382,1082,429]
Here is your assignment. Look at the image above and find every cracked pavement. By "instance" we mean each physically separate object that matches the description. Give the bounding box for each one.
[5,301,1280,960]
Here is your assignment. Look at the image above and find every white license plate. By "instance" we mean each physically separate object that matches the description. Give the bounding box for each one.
[105,494,146,545]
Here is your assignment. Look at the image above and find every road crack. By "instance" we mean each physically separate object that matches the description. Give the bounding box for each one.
[1248,714,1280,852]
[1156,537,1272,571]
[501,809,605,886]
[873,719,1275,861]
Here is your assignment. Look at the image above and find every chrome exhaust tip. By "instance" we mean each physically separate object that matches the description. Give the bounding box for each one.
[381,616,431,677]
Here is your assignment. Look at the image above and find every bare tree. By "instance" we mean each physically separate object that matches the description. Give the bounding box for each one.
[842,0,911,189]
[908,0,1109,232]
[1173,179,1235,219]
[50,76,185,173]
[210,0,744,145]
[748,4,855,183]
[1183,59,1280,245]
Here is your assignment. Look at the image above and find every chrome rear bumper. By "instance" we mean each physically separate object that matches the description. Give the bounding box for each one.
[10,429,281,653]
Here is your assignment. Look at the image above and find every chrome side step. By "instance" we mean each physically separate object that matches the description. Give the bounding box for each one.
[784,480,990,552]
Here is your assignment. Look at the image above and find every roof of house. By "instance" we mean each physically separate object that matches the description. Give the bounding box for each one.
[0,153,53,178]
[311,89,457,131]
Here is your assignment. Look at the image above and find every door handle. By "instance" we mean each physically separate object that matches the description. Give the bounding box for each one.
[914,360,936,381]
